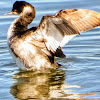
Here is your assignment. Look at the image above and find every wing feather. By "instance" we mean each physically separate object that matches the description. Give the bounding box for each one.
[32,16,79,53]
[25,9,100,58]
[55,9,100,32]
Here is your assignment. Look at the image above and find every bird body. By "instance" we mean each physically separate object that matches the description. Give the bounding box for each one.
[6,1,100,71]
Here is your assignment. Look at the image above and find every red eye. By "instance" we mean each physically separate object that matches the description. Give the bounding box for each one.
[14,9,17,12]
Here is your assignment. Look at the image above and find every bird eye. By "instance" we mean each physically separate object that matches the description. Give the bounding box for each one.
[14,9,17,12]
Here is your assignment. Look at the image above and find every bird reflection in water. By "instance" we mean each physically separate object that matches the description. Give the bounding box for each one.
[10,69,65,100]
[10,68,93,100]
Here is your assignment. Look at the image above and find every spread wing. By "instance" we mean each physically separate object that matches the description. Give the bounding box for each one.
[55,9,100,32]
[31,16,79,53]
[27,9,100,57]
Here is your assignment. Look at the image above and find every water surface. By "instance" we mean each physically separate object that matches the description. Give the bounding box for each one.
[0,0,100,99]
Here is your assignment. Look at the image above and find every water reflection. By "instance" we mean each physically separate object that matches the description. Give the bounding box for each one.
[10,68,91,100]
[10,69,65,100]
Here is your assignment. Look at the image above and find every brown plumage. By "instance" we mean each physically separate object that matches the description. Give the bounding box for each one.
[55,9,100,32]
[5,1,100,71]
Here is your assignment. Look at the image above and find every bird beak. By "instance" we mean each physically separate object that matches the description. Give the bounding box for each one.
[4,11,14,15]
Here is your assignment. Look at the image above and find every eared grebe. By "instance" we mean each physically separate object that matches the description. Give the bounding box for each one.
[5,1,100,71]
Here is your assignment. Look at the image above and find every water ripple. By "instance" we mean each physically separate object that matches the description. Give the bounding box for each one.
[0,0,100,99]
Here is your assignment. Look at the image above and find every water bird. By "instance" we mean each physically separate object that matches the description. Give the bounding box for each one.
[5,1,100,71]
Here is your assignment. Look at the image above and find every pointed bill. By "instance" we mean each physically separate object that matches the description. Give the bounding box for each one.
[4,11,14,15]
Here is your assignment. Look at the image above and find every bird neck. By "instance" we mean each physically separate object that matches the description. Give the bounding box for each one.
[7,11,35,42]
